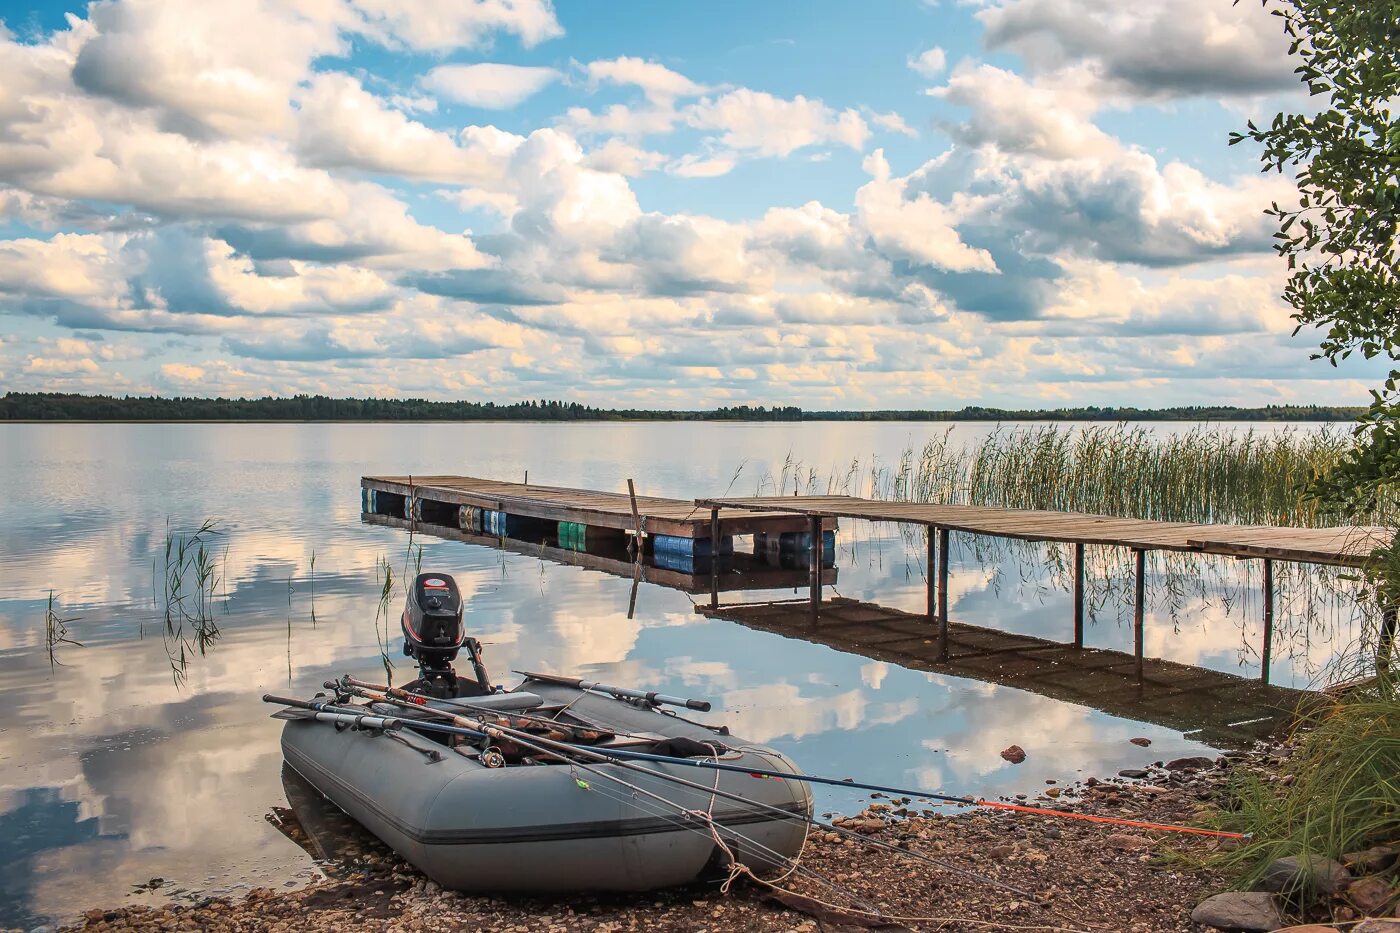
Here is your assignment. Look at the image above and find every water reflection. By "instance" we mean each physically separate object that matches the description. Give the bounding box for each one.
[0,421,1365,927]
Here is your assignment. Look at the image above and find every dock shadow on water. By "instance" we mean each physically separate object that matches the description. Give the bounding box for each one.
[0,420,1381,929]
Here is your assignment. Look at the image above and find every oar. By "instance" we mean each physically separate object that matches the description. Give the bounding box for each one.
[330,682,578,744]
[514,670,711,711]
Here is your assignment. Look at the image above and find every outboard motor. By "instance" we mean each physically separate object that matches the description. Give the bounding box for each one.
[402,572,492,698]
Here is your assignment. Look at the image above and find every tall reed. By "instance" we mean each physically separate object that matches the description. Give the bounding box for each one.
[153,518,226,686]
[44,590,82,670]
[855,424,1389,527]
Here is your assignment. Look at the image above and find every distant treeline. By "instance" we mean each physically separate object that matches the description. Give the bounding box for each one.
[0,392,1366,423]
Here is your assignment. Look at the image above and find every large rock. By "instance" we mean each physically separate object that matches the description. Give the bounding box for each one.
[1165,755,1215,771]
[1346,875,1395,915]
[1259,855,1351,895]
[1000,745,1026,764]
[1343,845,1398,874]
[1189,892,1284,931]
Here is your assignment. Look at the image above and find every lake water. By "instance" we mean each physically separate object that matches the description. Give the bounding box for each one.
[0,421,1365,928]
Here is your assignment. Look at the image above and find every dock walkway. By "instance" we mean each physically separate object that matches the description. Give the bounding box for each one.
[693,495,1388,566]
[695,494,1395,684]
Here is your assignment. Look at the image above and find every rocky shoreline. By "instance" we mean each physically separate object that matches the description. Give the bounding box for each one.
[46,744,1400,933]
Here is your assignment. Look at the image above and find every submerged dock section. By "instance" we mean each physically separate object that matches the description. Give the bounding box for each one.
[696,494,1394,684]
[704,596,1312,748]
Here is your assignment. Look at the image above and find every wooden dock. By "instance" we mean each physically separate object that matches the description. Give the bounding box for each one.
[695,494,1395,684]
[703,597,1312,749]
[363,475,835,539]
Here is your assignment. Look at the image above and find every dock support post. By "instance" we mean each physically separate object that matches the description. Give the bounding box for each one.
[1261,558,1274,684]
[808,516,822,625]
[926,526,937,627]
[938,526,950,661]
[1133,549,1146,684]
[710,508,721,610]
[1073,542,1085,649]
[1380,604,1397,666]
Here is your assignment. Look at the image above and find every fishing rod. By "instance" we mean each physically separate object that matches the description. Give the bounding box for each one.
[515,670,712,712]
[329,676,709,742]
[328,681,582,744]
[263,693,1051,903]
[562,744,1248,841]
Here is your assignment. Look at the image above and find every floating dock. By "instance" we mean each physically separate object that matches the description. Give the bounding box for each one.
[362,475,835,542]
[362,512,836,596]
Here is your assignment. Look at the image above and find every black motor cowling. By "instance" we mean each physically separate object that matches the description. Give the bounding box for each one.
[402,572,465,668]
[400,572,494,698]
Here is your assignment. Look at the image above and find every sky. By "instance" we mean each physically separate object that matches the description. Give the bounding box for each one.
[0,0,1384,409]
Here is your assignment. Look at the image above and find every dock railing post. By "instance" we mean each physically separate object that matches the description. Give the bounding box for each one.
[1073,542,1085,649]
[1133,548,1146,684]
[626,479,642,556]
[938,526,950,661]
[808,515,822,625]
[710,507,721,610]
[1261,558,1274,684]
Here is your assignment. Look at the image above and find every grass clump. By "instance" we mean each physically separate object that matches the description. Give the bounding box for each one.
[1209,667,1400,886]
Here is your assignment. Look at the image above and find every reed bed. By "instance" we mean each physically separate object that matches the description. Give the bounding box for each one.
[836,424,1391,527]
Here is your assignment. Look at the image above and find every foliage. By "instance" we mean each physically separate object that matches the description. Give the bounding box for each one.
[1231,0,1400,606]
[1209,669,1400,885]
[0,391,1366,423]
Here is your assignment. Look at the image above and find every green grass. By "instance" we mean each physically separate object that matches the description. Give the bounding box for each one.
[1208,668,1400,885]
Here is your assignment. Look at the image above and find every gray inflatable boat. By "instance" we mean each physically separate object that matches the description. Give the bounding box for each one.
[273,572,812,893]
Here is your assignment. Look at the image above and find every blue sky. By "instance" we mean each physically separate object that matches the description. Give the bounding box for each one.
[0,0,1383,408]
